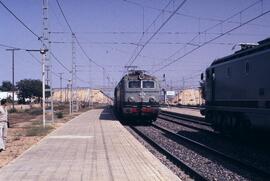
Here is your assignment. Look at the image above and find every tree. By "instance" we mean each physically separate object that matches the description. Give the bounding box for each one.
[0,81,14,91]
[16,79,50,103]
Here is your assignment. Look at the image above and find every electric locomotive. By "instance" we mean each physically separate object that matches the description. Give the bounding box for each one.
[114,70,160,122]
[201,37,270,133]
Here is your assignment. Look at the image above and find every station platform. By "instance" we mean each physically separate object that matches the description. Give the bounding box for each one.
[161,106,204,118]
[0,108,180,181]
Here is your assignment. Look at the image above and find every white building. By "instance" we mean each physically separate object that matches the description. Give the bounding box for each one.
[0,91,18,101]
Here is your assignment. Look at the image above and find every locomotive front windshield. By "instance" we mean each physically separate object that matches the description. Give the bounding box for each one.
[143,81,155,88]
[128,81,140,88]
[128,80,155,88]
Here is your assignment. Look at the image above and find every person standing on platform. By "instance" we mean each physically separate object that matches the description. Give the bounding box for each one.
[0,99,8,151]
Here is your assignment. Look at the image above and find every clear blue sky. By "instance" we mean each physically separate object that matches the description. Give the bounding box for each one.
[0,0,269,91]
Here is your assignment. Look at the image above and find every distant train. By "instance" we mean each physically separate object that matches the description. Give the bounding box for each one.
[201,37,270,133]
[114,70,160,123]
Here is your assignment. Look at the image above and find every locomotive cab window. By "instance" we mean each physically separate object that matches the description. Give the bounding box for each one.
[128,81,140,88]
[143,81,155,88]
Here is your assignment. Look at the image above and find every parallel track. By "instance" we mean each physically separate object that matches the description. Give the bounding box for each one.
[160,111,209,126]
[153,120,270,180]
[158,114,212,134]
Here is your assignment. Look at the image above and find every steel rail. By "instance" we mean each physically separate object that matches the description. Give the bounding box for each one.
[152,123,270,179]
[130,126,209,181]
[158,114,213,134]
[160,111,211,126]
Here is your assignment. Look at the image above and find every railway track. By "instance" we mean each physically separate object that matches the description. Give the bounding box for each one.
[129,126,209,181]
[160,111,209,126]
[129,123,270,181]
[158,111,270,177]
[159,110,270,151]
[152,123,270,180]
[158,111,213,134]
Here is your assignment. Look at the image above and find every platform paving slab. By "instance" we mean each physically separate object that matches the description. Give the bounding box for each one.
[0,108,181,181]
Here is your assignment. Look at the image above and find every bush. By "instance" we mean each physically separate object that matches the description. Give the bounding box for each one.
[55,111,63,118]
[8,108,17,113]
[56,104,65,110]
[13,132,23,141]
[18,99,25,104]
[1,99,7,105]
[29,108,43,115]
[25,124,54,136]
[25,121,53,136]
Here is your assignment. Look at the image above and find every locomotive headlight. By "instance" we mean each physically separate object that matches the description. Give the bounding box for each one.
[149,97,156,103]
[128,96,135,102]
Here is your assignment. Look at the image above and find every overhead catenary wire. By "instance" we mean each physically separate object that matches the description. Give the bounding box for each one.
[122,0,220,23]
[0,43,21,49]
[0,26,76,94]
[1,0,268,88]
[0,0,40,39]
[0,1,84,82]
[56,0,116,87]
[154,0,264,69]
[50,52,71,72]
[55,0,104,70]
[1,0,89,86]
[126,0,187,66]
[152,9,270,74]
[27,51,69,81]
[0,42,71,76]
[49,31,269,37]
[121,0,269,28]
[51,41,238,46]
[125,0,174,66]
[49,0,67,33]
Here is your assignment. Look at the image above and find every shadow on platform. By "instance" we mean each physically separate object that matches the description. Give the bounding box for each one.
[99,107,118,121]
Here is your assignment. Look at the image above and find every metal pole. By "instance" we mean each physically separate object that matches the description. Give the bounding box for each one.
[182,77,185,90]
[65,84,68,102]
[163,74,166,104]
[69,79,72,114]
[59,73,63,103]
[41,50,46,128]
[71,68,73,113]
[12,50,15,110]
[73,64,76,111]
[70,33,76,113]
[88,63,92,108]
[40,49,48,127]
[25,49,47,127]
[6,48,20,110]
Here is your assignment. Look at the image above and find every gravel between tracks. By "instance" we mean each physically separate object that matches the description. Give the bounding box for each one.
[134,125,265,181]
[156,116,270,174]
[159,114,213,131]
